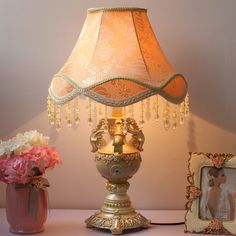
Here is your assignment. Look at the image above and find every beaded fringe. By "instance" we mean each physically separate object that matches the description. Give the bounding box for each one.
[47,94,189,132]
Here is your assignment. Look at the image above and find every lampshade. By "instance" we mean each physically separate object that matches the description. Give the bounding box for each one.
[49,7,187,107]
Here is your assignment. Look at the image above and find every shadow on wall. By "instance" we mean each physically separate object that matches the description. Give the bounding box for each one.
[182,46,236,135]
[173,2,236,135]
[172,32,236,136]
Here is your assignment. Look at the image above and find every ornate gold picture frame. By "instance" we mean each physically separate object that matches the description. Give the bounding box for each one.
[185,152,236,235]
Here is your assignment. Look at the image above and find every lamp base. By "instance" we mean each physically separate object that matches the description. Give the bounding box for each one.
[87,116,150,234]
[86,210,150,235]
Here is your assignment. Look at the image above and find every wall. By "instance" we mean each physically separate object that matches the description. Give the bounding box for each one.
[0,0,236,210]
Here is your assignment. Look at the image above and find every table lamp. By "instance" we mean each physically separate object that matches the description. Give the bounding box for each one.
[47,7,188,234]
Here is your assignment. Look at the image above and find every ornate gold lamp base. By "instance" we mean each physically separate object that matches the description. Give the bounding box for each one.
[86,111,150,234]
[86,181,150,234]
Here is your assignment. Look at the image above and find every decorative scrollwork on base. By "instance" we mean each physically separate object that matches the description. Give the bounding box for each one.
[106,182,130,193]
[126,118,145,151]
[85,211,150,235]
[104,201,131,208]
[95,152,141,165]
[90,119,107,152]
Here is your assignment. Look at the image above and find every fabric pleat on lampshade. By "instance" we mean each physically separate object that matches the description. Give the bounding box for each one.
[48,7,187,107]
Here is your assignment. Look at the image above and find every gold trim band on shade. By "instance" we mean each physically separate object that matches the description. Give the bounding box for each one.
[88,7,147,13]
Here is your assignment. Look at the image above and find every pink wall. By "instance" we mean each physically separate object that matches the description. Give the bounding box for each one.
[0,0,236,209]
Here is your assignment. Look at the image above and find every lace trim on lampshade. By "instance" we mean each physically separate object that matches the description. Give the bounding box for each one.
[87,7,147,13]
[48,73,187,106]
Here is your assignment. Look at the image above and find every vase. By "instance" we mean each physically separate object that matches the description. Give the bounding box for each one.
[6,178,49,234]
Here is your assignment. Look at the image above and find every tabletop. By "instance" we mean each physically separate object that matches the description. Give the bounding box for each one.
[0,209,197,235]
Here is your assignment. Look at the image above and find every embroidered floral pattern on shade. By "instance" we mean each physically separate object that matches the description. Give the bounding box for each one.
[48,8,187,107]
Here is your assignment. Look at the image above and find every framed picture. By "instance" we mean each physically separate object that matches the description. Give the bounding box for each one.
[185,152,236,235]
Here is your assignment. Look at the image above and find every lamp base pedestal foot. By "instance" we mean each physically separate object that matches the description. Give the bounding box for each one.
[85,210,150,235]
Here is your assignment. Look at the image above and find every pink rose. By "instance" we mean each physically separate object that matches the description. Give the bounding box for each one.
[0,145,61,184]
[210,219,222,231]
[212,154,225,168]
[190,186,201,199]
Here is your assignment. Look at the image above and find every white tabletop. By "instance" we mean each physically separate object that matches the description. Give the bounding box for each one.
[0,209,195,235]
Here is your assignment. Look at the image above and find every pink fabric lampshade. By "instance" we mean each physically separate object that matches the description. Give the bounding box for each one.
[49,7,187,107]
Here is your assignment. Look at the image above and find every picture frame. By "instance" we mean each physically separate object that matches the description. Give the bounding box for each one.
[185,152,236,235]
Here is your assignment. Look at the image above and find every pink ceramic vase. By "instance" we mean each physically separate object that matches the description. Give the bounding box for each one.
[6,180,48,234]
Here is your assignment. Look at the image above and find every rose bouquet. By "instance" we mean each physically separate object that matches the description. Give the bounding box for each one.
[0,130,61,184]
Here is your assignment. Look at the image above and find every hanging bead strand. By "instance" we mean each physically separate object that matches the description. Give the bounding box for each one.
[103,105,108,133]
[154,95,159,122]
[172,105,178,130]
[65,101,72,127]
[55,105,61,132]
[179,102,185,125]
[47,96,51,119]
[49,99,55,125]
[184,93,190,117]
[139,100,145,128]
[98,103,103,117]
[74,98,80,125]
[163,101,170,130]
[128,104,134,118]
[87,98,92,126]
